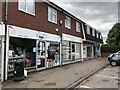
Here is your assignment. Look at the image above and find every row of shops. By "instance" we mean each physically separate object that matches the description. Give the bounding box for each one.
[0,24,101,81]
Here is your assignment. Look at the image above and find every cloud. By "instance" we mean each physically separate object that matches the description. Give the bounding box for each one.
[50,1,118,38]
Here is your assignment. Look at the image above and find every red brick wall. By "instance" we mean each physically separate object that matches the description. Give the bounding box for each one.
[101,52,113,57]
[2,1,83,39]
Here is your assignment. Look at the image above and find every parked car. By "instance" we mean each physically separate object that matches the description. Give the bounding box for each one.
[108,52,120,66]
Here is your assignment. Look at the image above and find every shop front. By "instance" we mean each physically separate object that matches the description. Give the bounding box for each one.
[83,44,93,60]
[7,25,60,78]
[36,41,60,70]
[62,34,82,65]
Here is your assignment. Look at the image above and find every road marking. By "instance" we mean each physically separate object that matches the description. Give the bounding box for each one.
[96,74,118,79]
[80,85,92,88]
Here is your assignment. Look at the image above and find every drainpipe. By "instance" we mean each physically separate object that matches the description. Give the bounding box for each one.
[3,0,8,81]
[59,19,62,66]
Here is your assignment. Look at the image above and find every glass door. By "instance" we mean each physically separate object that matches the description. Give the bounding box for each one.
[71,43,76,61]
[36,41,46,70]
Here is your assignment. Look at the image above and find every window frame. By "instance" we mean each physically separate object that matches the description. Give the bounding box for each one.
[92,29,95,36]
[86,26,90,35]
[76,22,81,32]
[18,0,35,16]
[96,32,99,38]
[48,6,57,24]
[65,16,71,29]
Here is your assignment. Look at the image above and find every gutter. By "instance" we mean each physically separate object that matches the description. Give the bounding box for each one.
[3,0,8,81]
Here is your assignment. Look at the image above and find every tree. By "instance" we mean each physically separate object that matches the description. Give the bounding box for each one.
[106,23,120,46]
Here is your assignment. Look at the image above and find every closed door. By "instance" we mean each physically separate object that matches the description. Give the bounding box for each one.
[71,43,75,61]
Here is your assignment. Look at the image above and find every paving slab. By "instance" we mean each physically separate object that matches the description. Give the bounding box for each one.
[2,58,108,88]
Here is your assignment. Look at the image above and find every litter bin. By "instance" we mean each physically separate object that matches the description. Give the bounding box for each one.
[14,60,25,81]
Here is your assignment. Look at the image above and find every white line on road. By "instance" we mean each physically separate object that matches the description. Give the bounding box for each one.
[96,74,118,79]
[80,85,92,88]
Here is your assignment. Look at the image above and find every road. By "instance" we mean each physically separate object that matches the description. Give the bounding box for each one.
[77,66,119,89]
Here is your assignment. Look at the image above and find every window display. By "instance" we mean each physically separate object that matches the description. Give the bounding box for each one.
[46,42,60,67]
[62,41,71,61]
[8,37,36,71]
[76,43,81,60]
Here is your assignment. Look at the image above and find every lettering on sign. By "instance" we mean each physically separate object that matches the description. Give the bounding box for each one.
[36,32,45,40]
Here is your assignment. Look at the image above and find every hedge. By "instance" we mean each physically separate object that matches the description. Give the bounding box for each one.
[101,45,120,52]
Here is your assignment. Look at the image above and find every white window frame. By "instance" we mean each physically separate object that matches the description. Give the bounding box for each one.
[48,7,57,24]
[18,0,35,16]
[76,22,81,32]
[92,29,95,36]
[65,16,71,29]
[100,34,102,39]
[96,32,99,38]
[87,26,90,35]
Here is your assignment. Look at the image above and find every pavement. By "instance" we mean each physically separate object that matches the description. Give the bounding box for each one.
[2,57,108,89]
[78,66,119,89]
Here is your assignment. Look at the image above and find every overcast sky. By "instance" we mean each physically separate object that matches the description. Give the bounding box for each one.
[50,0,119,43]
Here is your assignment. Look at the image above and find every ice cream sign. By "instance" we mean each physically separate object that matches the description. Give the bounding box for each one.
[36,32,46,40]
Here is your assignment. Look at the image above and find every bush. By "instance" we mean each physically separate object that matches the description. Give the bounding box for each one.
[101,45,120,52]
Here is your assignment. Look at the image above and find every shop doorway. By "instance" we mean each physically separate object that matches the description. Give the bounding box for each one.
[71,43,76,61]
[0,37,2,78]
[36,41,46,70]
[87,47,92,57]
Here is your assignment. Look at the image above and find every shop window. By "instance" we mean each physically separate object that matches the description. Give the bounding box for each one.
[48,7,57,24]
[76,43,81,60]
[19,0,35,15]
[8,37,36,71]
[46,42,60,67]
[62,41,71,61]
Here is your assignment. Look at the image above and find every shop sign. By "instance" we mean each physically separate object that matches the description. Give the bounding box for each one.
[36,32,45,40]
[62,33,82,43]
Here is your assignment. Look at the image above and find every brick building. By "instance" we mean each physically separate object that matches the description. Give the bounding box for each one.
[0,0,103,81]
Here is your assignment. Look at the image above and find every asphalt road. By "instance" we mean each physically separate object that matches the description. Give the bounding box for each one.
[2,57,108,89]
[77,66,119,89]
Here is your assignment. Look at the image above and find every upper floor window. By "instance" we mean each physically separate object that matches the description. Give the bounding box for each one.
[86,26,90,35]
[48,7,57,24]
[76,22,81,32]
[100,34,102,39]
[19,0,35,15]
[96,32,99,38]
[92,29,95,36]
[65,16,71,29]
